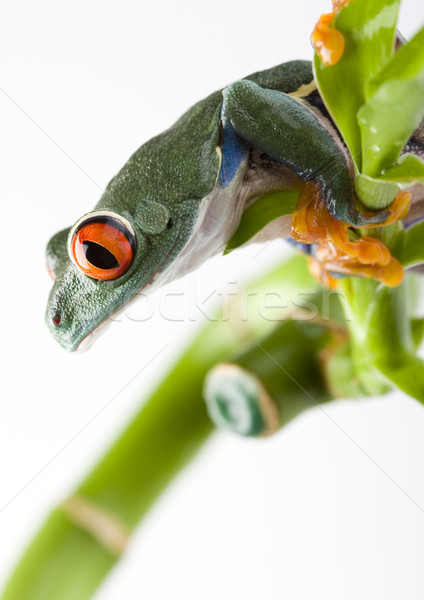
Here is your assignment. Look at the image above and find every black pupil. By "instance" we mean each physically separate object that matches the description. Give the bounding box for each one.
[83,241,119,270]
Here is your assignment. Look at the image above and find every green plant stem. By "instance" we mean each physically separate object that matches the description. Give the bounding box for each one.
[204,317,340,437]
[2,254,329,600]
[339,274,424,401]
[3,319,250,600]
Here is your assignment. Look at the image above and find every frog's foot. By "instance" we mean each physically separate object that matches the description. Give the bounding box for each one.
[311,1,352,66]
[307,251,402,289]
[331,0,351,7]
[290,181,405,287]
[307,256,339,290]
[359,190,412,228]
[314,240,403,287]
[311,13,345,66]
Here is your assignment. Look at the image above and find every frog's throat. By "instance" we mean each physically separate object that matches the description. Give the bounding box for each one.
[291,181,411,288]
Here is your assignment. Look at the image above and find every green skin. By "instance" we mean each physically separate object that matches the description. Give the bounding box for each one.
[45,60,386,352]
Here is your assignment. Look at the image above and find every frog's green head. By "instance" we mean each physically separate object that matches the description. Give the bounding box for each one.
[45,195,200,351]
[45,95,222,351]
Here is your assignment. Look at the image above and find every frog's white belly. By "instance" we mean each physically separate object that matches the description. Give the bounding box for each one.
[163,167,249,283]
[157,148,302,287]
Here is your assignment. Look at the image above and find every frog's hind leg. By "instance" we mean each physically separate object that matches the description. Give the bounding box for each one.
[221,78,380,228]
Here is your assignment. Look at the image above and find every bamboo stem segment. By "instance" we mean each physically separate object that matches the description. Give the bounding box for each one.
[2,255,331,600]
[204,317,343,437]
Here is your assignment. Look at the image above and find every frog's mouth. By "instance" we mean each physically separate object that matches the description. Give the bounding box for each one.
[75,318,112,352]
[70,265,168,352]
[74,285,157,352]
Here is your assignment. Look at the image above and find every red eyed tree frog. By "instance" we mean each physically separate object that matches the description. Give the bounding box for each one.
[45,60,424,351]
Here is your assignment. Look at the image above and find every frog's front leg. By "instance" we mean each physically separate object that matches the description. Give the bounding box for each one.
[222,78,368,227]
[221,80,409,287]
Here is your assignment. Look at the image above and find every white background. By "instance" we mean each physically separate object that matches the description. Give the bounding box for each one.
[1,1,424,598]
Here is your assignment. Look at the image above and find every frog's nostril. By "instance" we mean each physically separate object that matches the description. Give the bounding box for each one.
[52,313,62,326]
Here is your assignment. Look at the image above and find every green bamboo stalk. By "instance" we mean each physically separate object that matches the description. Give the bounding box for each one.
[2,318,232,600]
[2,254,330,600]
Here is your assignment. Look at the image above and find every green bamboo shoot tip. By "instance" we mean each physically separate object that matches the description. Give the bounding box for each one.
[204,363,279,437]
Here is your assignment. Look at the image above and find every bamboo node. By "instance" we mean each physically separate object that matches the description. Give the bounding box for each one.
[61,495,131,557]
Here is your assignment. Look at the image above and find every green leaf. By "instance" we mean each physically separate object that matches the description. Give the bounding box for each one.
[376,355,424,404]
[358,79,424,177]
[377,153,424,184]
[224,190,299,254]
[366,25,424,98]
[313,0,400,171]
[411,318,424,350]
[362,280,414,361]
[358,24,424,177]
[325,341,374,398]
[339,277,416,396]
[396,221,424,268]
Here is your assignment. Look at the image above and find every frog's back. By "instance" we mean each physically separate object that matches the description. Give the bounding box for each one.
[99,60,314,211]
[138,60,315,153]
[168,59,314,125]
[148,59,315,146]
[145,59,315,161]
[244,60,313,93]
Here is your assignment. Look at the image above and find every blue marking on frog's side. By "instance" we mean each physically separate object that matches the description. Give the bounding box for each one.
[217,123,249,189]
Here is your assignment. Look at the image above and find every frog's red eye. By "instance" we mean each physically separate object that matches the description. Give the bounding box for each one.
[70,214,136,281]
